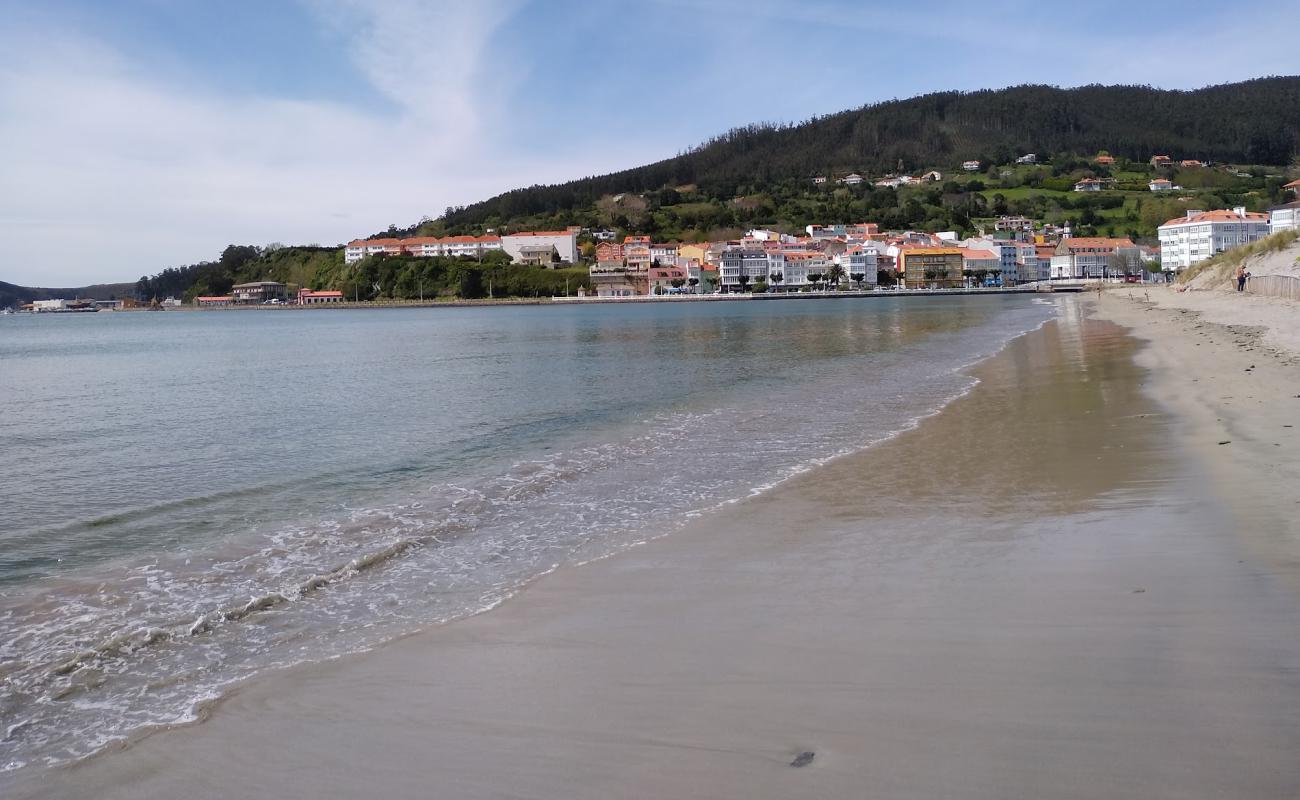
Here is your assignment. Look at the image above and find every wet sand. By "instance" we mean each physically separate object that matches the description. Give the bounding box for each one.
[15,300,1300,799]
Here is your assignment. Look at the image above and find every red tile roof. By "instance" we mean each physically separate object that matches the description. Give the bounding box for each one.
[1161,209,1268,227]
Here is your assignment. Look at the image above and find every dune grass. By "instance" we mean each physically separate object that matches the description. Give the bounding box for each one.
[1178,229,1299,286]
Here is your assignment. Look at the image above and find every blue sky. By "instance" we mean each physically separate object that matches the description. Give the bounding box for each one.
[2,0,1298,286]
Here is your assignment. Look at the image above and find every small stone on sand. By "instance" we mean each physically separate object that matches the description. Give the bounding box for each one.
[790,751,815,768]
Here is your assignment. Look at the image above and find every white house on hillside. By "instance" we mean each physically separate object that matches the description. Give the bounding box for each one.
[500,230,579,266]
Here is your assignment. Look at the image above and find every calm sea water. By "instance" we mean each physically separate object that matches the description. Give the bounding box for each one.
[0,297,1057,774]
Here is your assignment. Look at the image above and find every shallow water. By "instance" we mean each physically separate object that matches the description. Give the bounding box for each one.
[0,297,1057,774]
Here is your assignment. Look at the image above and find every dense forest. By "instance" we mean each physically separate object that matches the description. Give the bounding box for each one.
[0,280,138,309]
[429,78,1300,232]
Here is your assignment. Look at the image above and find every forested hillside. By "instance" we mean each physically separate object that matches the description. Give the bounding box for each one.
[0,280,138,309]
[433,78,1300,231]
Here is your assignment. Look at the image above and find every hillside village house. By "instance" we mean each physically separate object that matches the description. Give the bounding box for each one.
[1094,154,1116,165]
[1158,208,1271,272]
[1150,154,1174,167]
[1271,200,1300,233]
[499,230,580,266]
[622,236,653,270]
[1050,238,1142,279]
[963,160,981,171]
[1073,178,1105,192]
[1016,154,1037,164]
[839,173,865,185]
[1149,178,1176,192]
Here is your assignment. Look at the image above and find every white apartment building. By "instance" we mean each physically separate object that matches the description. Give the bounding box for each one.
[1270,201,1300,234]
[1050,238,1142,279]
[344,236,502,264]
[837,247,879,285]
[1157,208,1271,272]
[719,248,771,290]
[650,243,679,266]
[1015,241,1045,282]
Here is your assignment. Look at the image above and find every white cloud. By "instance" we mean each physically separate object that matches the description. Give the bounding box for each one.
[0,1,609,287]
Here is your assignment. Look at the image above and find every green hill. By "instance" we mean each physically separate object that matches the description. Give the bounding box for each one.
[431,78,1300,233]
[0,280,138,309]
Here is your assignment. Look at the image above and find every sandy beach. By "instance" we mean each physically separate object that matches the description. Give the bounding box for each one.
[13,294,1300,799]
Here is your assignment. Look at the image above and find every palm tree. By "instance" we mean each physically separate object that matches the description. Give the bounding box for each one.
[769,272,784,293]
[737,274,751,293]
[807,272,823,291]
[825,264,845,290]
[687,277,700,293]
[850,272,865,289]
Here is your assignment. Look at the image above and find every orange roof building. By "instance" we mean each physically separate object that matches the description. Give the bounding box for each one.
[1158,207,1271,271]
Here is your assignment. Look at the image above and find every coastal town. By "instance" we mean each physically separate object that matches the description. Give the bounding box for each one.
[12,156,1300,310]
[321,153,1297,301]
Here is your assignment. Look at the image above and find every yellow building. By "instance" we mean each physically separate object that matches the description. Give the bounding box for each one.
[676,243,711,266]
[898,248,963,288]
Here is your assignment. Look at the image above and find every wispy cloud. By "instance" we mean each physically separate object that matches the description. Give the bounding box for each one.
[2,0,1298,286]
[0,0,593,286]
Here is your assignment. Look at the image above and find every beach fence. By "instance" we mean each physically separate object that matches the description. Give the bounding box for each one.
[1248,275,1300,301]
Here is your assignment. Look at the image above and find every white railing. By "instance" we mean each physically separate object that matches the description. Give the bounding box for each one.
[1248,275,1300,301]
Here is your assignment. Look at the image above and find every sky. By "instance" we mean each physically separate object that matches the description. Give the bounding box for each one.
[2,1,1298,286]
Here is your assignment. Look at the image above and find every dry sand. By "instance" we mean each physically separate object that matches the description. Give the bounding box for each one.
[13,297,1300,799]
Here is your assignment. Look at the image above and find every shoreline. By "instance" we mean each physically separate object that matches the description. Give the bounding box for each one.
[12,295,1300,799]
[10,285,1082,314]
[1086,289,1300,593]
